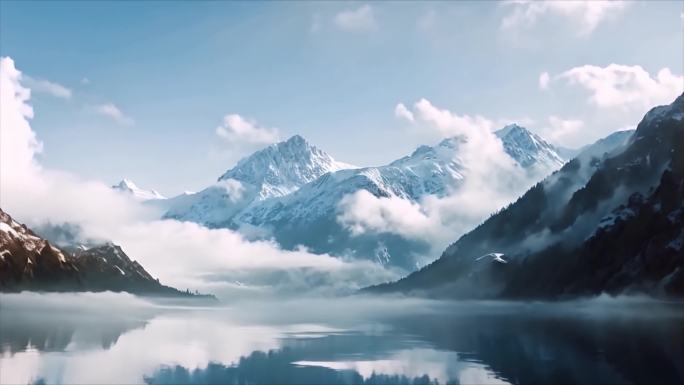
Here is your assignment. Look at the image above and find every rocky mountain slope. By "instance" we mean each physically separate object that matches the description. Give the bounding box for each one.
[367,94,684,298]
[0,208,205,297]
[0,209,80,290]
[495,124,565,170]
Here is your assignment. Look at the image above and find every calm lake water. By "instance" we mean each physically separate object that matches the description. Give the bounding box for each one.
[1,293,683,385]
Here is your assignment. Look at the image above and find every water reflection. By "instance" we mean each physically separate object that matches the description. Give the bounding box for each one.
[1,293,683,385]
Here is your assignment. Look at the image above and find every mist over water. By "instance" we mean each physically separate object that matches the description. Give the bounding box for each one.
[1,292,683,385]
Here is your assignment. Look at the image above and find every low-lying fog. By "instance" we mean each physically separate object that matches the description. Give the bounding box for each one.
[1,292,683,385]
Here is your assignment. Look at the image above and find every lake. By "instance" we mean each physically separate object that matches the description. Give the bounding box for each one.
[1,293,683,385]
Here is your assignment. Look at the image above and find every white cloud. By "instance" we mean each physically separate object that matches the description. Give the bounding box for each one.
[216,114,279,148]
[81,77,90,85]
[544,116,585,147]
[338,190,431,239]
[1,58,147,232]
[558,64,684,110]
[0,56,396,300]
[394,103,414,122]
[92,103,134,125]
[337,174,533,250]
[334,4,377,33]
[411,98,495,137]
[0,57,43,200]
[22,75,72,99]
[537,64,683,147]
[501,0,628,36]
[539,71,550,90]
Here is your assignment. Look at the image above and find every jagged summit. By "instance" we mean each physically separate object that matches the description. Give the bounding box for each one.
[494,124,565,169]
[112,179,166,200]
[217,134,355,199]
[495,123,526,137]
[283,134,307,146]
[116,178,137,189]
[393,124,566,172]
[391,136,466,167]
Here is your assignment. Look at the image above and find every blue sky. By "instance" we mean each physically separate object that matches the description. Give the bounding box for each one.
[1,1,682,195]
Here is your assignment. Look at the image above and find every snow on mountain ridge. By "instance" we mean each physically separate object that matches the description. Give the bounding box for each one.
[218,134,356,200]
[112,179,166,200]
[162,127,590,269]
[494,124,565,169]
[235,125,562,228]
[164,128,567,227]
[163,135,355,226]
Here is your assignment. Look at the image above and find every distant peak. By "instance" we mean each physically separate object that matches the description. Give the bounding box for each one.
[437,136,467,148]
[496,123,529,138]
[260,134,313,154]
[216,133,354,195]
[114,178,138,189]
[112,178,166,200]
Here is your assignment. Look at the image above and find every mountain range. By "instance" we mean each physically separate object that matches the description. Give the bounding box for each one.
[367,93,684,299]
[149,124,629,271]
[5,99,674,300]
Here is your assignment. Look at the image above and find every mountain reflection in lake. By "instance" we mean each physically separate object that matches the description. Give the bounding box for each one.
[1,293,683,385]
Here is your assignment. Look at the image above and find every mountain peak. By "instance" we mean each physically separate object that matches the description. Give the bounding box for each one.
[284,134,307,146]
[495,124,565,169]
[112,178,166,200]
[391,136,466,169]
[218,135,355,199]
[496,123,528,137]
[115,178,136,189]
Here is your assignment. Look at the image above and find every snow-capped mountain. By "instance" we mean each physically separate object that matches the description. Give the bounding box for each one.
[167,126,566,225]
[235,127,578,269]
[162,126,582,270]
[494,124,565,170]
[239,137,471,227]
[163,135,355,226]
[218,134,355,199]
[112,179,166,200]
